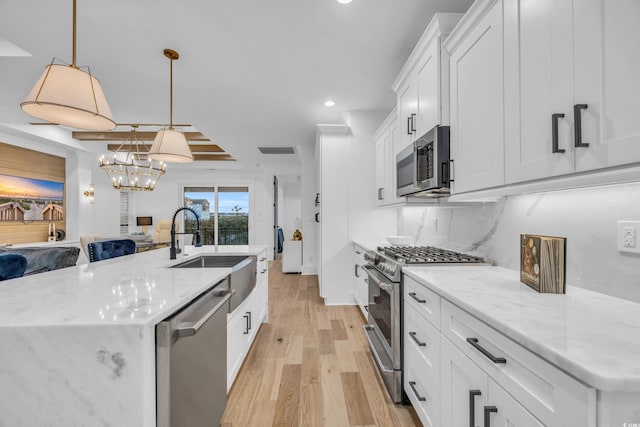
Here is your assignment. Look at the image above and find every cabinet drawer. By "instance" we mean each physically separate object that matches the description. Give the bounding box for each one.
[404,274,441,329]
[441,300,595,426]
[404,339,440,427]
[404,300,440,381]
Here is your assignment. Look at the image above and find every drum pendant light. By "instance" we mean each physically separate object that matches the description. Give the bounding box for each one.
[20,0,116,131]
[148,49,193,163]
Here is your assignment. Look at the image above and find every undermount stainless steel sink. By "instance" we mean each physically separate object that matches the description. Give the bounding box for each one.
[171,255,252,269]
[170,255,257,312]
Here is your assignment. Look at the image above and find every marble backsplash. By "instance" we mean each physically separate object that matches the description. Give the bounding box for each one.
[398,182,640,303]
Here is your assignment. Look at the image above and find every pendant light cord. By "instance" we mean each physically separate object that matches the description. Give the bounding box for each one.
[72,0,77,67]
[169,56,173,129]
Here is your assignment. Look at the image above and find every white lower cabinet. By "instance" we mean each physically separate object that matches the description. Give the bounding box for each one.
[404,275,596,427]
[227,250,269,391]
[441,337,487,427]
[487,378,545,427]
[352,243,368,318]
[441,338,543,427]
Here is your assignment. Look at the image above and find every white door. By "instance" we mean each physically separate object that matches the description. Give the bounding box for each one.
[441,338,488,427]
[375,137,386,206]
[504,0,575,183]
[487,379,545,427]
[416,38,440,136]
[449,0,505,193]
[574,0,640,171]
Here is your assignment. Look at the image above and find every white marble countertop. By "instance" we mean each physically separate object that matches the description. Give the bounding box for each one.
[352,240,386,252]
[403,266,640,392]
[0,245,268,327]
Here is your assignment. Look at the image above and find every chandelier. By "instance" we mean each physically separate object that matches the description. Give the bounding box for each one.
[99,125,166,191]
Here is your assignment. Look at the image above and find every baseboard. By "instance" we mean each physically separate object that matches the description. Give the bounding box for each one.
[301,265,318,275]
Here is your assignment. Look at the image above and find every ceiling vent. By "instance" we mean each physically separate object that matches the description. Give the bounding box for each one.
[258,146,296,155]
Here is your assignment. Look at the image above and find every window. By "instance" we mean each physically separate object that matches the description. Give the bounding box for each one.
[183,186,249,245]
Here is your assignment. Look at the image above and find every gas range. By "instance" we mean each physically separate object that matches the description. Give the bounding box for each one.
[364,245,487,282]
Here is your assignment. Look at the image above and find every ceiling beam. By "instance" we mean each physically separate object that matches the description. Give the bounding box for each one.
[73,131,210,142]
[106,144,225,153]
[193,154,236,161]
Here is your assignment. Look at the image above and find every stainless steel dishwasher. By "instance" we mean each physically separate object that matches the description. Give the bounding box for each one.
[156,277,234,427]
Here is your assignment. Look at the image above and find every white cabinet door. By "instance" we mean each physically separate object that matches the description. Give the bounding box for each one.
[227,308,247,391]
[504,0,575,183]
[574,0,640,172]
[487,379,545,427]
[375,137,386,206]
[441,338,488,427]
[416,38,440,135]
[398,79,418,150]
[449,0,505,193]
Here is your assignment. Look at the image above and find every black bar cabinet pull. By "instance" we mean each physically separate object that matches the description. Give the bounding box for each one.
[574,104,589,148]
[354,264,359,278]
[247,311,252,330]
[315,213,320,223]
[469,390,481,427]
[449,159,455,182]
[409,331,426,347]
[408,292,426,304]
[410,113,417,133]
[466,338,506,364]
[484,406,498,426]
[243,314,249,334]
[407,116,413,135]
[552,113,565,153]
[408,381,426,402]
[364,305,368,312]
[378,187,384,200]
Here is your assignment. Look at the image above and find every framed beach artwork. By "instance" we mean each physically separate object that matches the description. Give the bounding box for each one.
[0,174,64,221]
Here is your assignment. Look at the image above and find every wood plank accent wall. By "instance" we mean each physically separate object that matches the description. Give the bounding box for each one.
[0,141,66,244]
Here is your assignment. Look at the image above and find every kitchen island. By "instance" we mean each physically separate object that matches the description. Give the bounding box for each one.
[0,245,267,427]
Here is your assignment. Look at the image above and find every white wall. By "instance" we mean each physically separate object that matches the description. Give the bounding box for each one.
[398,182,640,303]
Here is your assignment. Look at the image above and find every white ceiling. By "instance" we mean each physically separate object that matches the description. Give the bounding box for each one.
[0,0,473,172]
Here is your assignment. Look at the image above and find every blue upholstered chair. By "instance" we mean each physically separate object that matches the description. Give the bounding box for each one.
[0,253,28,281]
[87,239,136,263]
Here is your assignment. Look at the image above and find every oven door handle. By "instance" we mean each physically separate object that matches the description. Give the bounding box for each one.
[363,265,394,291]
[363,325,394,374]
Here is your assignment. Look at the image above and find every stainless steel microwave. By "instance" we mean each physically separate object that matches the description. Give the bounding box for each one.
[396,125,450,197]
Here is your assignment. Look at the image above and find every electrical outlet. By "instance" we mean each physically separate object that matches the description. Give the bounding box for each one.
[617,221,640,254]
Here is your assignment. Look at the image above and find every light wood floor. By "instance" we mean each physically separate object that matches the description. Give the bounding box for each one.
[221,258,420,427]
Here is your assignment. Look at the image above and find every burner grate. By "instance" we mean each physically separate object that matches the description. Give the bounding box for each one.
[377,245,484,264]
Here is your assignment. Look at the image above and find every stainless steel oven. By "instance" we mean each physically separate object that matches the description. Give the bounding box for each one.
[363,246,488,404]
[363,264,402,402]
[396,125,450,197]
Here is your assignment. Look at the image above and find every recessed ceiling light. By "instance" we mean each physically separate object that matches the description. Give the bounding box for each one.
[337,0,353,4]
[324,100,336,107]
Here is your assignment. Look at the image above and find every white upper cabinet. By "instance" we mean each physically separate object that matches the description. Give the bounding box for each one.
[503,0,575,183]
[374,109,403,206]
[445,0,505,194]
[573,0,640,172]
[392,13,463,150]
[502,0,640,184]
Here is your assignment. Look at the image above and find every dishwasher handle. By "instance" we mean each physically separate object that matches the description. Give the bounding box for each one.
[175,289,235,338]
